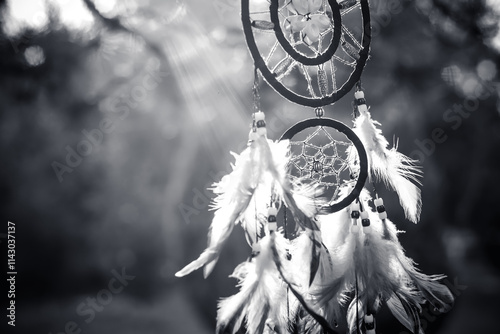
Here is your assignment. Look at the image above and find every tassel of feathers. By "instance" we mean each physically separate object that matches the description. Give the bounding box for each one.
[175,111,290,278]
[175,110,325,279]
[176,101,453,334]
[216,182,334,334]
[216,234,289,334]
[315,188,453,333]
[216,228,332,334]
[352,91,422,223]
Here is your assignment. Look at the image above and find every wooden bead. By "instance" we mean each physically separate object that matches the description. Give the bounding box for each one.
[248,130,258,141]
[315,107,324,118]
[354,91,365,99]
[268,207,278,230]
[268,207,278,216]
[256,120,266,128]
[350,202,360,219]
[355,98,366,105]
[351,224,359,233]
[313,160,322,172]
[365,321,375,330]
[350,202,360,211]
[360,211,370,227]
[254,111,265,121]
[374,198,387,219]
[364,314,374,326]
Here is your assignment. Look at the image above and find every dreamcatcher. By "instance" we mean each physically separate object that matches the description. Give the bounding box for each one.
[176,1,454,333]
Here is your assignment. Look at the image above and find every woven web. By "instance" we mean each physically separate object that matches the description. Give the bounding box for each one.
[287,126,357,199]
[248,0,364,99]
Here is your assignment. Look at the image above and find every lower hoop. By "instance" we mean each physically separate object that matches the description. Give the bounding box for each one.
[280,118,368,213]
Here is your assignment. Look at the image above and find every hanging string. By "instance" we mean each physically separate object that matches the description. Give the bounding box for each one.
[270,238,338,334]
[253,67,261,113]
[355,267,360,334]
[254,194,259,244]
[355,80,363,91]
[283,204,290,328]
[372,181,378,198]
[253,67,261,245]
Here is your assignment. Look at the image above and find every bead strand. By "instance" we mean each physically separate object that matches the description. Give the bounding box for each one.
[354,90,368,114]
[364,314,376,334]
[267,207,278,233]
[350,201,360,233]
[249,111,267,141]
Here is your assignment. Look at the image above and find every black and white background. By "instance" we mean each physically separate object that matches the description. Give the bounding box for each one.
[1,0,499,333]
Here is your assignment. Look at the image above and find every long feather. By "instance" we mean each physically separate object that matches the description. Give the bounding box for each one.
[376,215,454,313]
[240,139,290,245]
[216,263,256,334]
[387,295,424,334]
[394,293,424,334]
[386,225,454,313]
[279,180,328,286]
[270,231,339,334]
[217,234,290,334]
[313,207,354,302]
[347,296,364,334]
[176,135,290,278]
[353,108,422,223]
[343,196,453,331]
[174,247,221,279]
[315,190,450,333]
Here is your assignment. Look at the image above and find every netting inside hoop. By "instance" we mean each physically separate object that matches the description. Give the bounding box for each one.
[288,126,358,201]
[281,118,367,213]
[289,126,353,183]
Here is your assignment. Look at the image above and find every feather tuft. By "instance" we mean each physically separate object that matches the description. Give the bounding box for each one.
[176,136,292,278]
[353,109,422,223]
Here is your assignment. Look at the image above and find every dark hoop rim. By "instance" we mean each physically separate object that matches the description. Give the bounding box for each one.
[241,0,372,107]
[270,0,342,66]
[279,118,368,213]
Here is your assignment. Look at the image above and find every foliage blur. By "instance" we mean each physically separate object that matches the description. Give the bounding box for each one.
[0,0,499,333]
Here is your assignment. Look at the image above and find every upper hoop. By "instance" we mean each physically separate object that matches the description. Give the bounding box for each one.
[242,0,372,108]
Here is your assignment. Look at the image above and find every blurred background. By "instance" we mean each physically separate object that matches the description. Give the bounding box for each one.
[0,0,499,333]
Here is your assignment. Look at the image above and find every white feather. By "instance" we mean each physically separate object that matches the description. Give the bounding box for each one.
[240,139,291,245]
[291,181,326,218]
[385,223,455,313]
[347,296,365,334]
[216,263,255,334]
[353,109,422,223]
[387,295,424,334]
[216,234,290,334]
[176,137,291,278]
[314,190,453,332]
